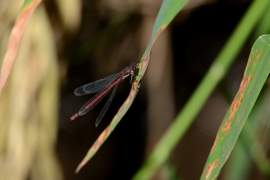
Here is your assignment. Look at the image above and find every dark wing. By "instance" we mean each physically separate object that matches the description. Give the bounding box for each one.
[74,73,120,96]
[95,83,119,127]
[77,82,118,116]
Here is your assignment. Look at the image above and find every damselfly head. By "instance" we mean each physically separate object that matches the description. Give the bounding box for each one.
[132,66,137,71]
[131,61,138,71]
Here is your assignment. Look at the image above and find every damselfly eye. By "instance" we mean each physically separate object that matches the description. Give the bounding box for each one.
[132,66,136,71]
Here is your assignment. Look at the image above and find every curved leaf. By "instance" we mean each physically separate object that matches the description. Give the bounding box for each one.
[201,34,270,180]
[74,0,188,173]
[137,0,188,79]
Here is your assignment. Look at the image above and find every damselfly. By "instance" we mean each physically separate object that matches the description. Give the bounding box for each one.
[70,62,138,127]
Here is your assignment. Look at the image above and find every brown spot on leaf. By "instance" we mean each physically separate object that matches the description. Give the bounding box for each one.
[93,131,106,150]
[92,141,100,151]
[222,116,233,134]
[222,72,254,134]
[254,49,262,65]
[205,160,219,180]
[210,136,218,153]
[249,52,254,63]
[231,97,240,113]
[244,52,253,75]
[239,73,254,93]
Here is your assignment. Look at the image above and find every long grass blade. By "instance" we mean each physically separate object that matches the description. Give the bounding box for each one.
[201,34,270,179]
[0,0,41,94]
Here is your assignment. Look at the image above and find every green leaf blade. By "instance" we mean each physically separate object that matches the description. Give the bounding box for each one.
[139,0,188,78]
[201,34,270,180]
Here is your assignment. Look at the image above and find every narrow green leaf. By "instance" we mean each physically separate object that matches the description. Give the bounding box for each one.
[201,34,270,180]
[137,0,188,79]
[224,86,270,179]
